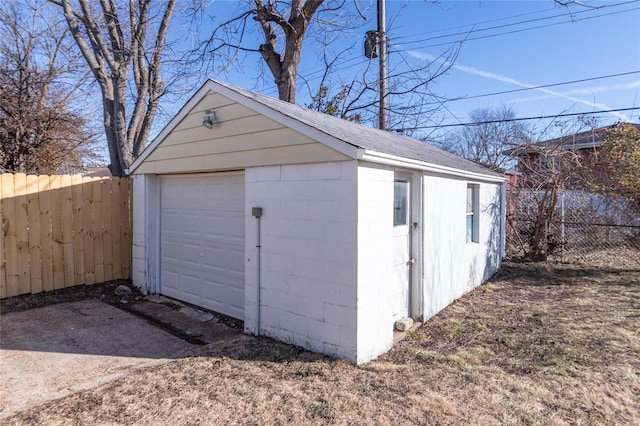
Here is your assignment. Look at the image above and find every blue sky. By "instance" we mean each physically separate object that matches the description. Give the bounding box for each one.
[200,0,640,140]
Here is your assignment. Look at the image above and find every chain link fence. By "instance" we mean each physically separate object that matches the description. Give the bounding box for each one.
[506,190,640,268]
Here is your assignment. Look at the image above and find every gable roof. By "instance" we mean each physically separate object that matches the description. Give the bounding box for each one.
[129,80,503,180]
[506,123,640,155]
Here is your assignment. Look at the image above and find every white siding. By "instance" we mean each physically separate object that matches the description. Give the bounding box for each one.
[422,174,502,320]
[356,164,395,363]
[244,161,359,362]
[134,91,349,174]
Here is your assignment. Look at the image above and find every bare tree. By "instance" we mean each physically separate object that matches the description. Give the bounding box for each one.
[434,105,530,170]
[0,1,97,174]
[506,118,600,261]
[49,0,177,176]
[200,0,365,104]
[201,1,458,132]
[307,83,362,123]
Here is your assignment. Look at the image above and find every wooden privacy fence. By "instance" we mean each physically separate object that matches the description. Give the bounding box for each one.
[0,173,132,299]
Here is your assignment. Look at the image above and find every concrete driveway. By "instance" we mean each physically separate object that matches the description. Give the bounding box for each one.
[0,299,237,420]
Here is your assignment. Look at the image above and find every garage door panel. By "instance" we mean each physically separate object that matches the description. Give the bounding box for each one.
[182,213,204,235]
[182,274,201,297]
[227,248,245,276]
[161,270,179,293]
[227,216,245,237]
[203,216,227,237]
[160,173,245,320]
[162,211,182,232]
[181,244,202,266]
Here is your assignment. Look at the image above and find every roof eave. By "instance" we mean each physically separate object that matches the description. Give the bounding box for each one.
[359,150,507,183]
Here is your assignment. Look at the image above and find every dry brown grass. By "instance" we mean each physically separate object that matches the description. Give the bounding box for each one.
[5,262,640,425]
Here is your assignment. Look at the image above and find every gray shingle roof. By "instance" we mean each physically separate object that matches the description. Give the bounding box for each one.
[215,81,503,178]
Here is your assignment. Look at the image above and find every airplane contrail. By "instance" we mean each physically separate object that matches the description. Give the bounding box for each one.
[407,50,632,121]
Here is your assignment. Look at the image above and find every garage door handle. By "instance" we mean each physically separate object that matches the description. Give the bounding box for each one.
[407,258,415,265]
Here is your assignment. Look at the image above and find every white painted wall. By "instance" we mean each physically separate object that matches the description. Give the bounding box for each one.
[132,161,503,365]
[244,161,359,362]
[355,164,395,363]
[422,174,503,320]
[131,174,159,295]
[131,175,147,292]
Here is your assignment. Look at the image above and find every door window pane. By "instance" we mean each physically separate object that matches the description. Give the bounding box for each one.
[394,180,408,226]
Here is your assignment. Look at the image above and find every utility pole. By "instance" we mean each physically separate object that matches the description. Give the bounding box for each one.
[378,0,387,130]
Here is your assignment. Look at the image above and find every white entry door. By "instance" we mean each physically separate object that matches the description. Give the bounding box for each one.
[159,173,245,319]
[391,174,412,321]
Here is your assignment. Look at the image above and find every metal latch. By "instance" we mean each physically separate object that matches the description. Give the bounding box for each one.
[406,258,415,265]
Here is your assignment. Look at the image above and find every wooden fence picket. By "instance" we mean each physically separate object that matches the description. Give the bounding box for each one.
[38,175,54,292]
[26,175,42,294]
[71,175,84,286]
[1,174,19,297]
[102,180,114,281]
[14,173,30,295]
[0,176,4,299]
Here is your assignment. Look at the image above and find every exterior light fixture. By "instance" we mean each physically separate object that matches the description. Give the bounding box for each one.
[203,109,216,128]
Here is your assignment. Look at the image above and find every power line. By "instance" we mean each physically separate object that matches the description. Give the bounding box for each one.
[398,107,640,130]
[390,4,563,39]
[395,0,639,46]
[396,7,640,50]
[263,2,639,99]
[290,5,639,96]
[419,70,640,104]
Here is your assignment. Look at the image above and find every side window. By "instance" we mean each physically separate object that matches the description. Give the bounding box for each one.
[466,184,479,243]
[539,154,557,171]
[394,180,409,226]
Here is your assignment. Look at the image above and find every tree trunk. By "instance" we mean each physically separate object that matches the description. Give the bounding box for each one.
[254,0,322,103]
[54,0,175,177]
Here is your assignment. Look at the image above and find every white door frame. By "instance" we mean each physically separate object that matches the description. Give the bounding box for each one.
[393,169,423,321]
[409,171,423,321]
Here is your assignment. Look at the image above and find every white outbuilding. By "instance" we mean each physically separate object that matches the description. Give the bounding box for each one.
[128,80,506,364]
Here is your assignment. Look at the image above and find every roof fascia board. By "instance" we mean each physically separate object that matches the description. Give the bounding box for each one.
[127,81,218,174]
[209,81,360,159]
[359,150,507,183]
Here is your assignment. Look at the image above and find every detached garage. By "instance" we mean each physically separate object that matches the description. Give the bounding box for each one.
[129,80,506,364]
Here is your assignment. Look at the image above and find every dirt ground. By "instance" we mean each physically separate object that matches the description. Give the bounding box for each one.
[3,261,639,425]
[0,279,140,315]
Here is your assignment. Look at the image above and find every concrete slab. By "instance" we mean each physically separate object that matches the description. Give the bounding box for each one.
[126,299,239,346]
[0,299,210,419]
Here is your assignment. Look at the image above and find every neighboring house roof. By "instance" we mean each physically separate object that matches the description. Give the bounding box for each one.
[130,80,503,180]
[505,123,640,156]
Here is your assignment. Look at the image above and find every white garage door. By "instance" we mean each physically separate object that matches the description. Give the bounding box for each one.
[160,173,245,319]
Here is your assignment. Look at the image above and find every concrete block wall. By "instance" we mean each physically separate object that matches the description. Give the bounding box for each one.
[355,164,395,363]
[131,175,147,292]
[131,174,159,295]
[422,173,503,320]
[244,161,359,362]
